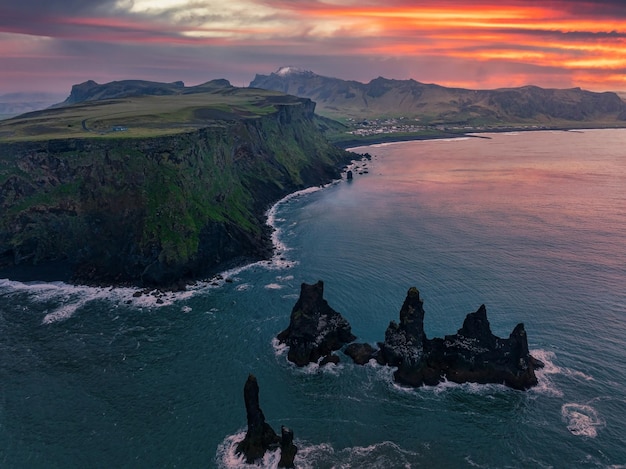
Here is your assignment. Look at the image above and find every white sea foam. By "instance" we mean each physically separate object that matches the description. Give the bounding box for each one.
[0,277,195,324]
[561,403,604,437]
[272,337,288,357]
[0,160,347,319]
[215,431,282,469]
[266,185,324,258]
[529,349,564,397]
[216,433,420,469]
[264,283,283,290]
[297,440,420,468]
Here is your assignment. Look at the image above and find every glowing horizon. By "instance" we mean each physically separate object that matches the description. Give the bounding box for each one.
[1,0,626,93]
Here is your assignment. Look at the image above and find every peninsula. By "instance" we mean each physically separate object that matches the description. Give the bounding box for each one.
[0,79,353,287]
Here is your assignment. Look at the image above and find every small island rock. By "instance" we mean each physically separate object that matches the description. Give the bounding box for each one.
[236,375,298,466]
[236,375,280,463]
[277,281,356,366]
[372,288,544,390]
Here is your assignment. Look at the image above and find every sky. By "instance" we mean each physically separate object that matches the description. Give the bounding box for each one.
[1,0,626,94]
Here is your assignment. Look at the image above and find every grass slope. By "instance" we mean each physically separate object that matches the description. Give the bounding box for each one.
[0,85,304,142]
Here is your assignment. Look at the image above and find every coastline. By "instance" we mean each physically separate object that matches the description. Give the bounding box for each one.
[331,123,626,149]
[4,123,620,290]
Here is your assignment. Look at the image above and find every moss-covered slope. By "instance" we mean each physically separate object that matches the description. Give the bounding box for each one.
[0,97,353,286]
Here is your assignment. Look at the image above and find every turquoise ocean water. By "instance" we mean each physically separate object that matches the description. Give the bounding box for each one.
[1,129,625,468]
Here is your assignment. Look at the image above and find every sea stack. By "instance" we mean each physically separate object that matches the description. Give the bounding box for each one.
[347,287,544,390]
[277,281,356,366]
[236,375,297,467]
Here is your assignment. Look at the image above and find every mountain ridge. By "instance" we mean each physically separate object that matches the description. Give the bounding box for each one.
[250,69,626,125]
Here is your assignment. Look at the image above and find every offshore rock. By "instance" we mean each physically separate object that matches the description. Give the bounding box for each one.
[236,375,298,466]
[277,281,356,366]
[352,287,544,390]
[236,375,279,463]
[278,426,297,469]
[344,342,377,365]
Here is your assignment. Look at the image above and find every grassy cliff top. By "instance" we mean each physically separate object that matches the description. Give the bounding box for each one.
[0,84,306,142]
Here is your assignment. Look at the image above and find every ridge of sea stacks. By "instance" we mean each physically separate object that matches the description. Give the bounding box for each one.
[277,281,544,390]
[237,281,545,465]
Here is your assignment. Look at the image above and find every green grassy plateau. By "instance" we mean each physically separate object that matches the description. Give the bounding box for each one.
[0,86,303,142]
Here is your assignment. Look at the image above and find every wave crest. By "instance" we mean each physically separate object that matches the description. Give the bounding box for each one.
[561,403,604,437]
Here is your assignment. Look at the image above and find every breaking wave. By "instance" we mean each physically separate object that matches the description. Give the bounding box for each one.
[561,403,604,437]
[216,432,421,469]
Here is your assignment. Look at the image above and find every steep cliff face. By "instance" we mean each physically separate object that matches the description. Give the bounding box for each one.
[0,100,352,286]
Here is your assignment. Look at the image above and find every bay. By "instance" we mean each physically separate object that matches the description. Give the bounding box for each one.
[1,129,625,468]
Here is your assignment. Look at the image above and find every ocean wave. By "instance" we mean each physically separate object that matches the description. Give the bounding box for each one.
[215,432,420,469]
[297,440,421,469]
[530,349,595,397]
[561,403,604,437]
[266,185,325,257]
[529,349,564,397]
[300,360,344,376]
[0,175,332,323]
[272,339,345,375]
[0,277,197,324]
[215,431,282,469]
[272,337,288,357]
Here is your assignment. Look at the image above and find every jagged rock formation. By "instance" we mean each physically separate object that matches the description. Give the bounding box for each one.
[277,281,356,366]
[281,282,542,389]
[236,374,297,467]
[347,287,544,390]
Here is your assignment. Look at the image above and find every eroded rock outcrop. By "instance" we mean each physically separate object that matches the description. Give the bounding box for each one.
[236,374,297,467]
[281,281,543,390]
[348,287,543,390]
[277,281,356,366]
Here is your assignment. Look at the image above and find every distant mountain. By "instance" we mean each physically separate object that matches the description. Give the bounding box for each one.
[57,79,233,106]
[250,68,626,125]
[0,92,66,119]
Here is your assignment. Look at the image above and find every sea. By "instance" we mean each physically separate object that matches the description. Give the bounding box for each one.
[1,129,625,468]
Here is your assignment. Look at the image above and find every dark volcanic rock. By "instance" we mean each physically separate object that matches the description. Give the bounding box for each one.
[235,375,298,466]
[377,286,426,367]
[236,375,280,463]
[352,287,543,390]
[278,426,297,468]
[277,281,356,366]
[344,342,377,365]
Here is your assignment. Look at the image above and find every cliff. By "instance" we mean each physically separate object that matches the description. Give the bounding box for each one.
[0,97,353,286]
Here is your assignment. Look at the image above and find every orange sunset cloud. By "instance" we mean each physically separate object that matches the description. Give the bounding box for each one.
[0,0,625,93]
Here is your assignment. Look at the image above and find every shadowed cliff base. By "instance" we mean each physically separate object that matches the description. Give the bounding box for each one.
[236,374,297,468]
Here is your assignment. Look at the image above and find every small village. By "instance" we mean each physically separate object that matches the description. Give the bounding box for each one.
[345,116,548,136]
